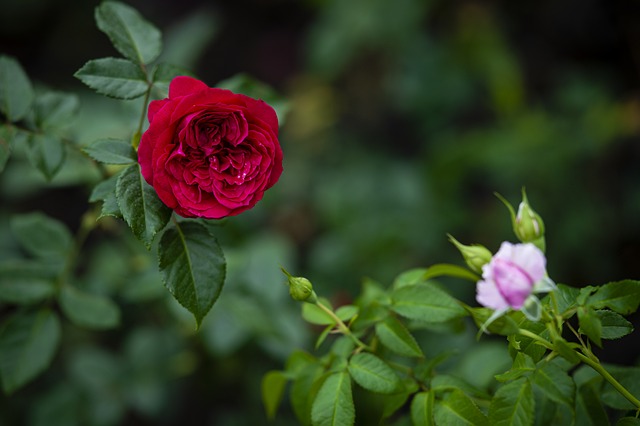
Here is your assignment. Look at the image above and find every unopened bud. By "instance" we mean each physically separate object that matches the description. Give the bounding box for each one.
[448,234,492,274]
[281,266,317,303]
[514,189,545,251]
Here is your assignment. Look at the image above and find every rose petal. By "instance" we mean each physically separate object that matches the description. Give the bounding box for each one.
[147,99,168,123]
[492,259,535,309]
[169,76,209,98]
[477,279,510,311]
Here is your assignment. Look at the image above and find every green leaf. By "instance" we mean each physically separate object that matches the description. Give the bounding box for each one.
[10,212,72,260]
[95,1,162,65]
[286,350,318,375]
[287,355,324,426]
[261,370,288,420]
[302,298,336,325]
[0,55,34,121]
[0,126,27,174]
[25,133,66,180]
[381,379,418,419]
[0,277,54,305]
[351,304,389,332]
[391,282,467,323]
[375,315,423,357]
[392,268,428,289]
[84,138,136,164]
[74,58,148,99]
[31,91,79,131]
[358,277,390,305]
[576,377,609,426]
[597,310,633,340]
[508,319,547,362]
[600,365,640,410]
[159,221,226,327]
[489,378,535,426]
[315,325,333,349]
[59,285,120,330]
[495,352,536,382]
[578,307,602,347]
[411,391,435,426]
[90,173,123,218]
[434,389,489,426]
[0,309,61,393]
[301,303,356,328]
[532,361,575,407]
[554,284,579,316]
[0,260,60,281]
[116,164,171,248]
[335,305,358,322]
[588,280,640,315]
[617,418,640,426]
[422,263,480,282]
[431,375,490,400]
[577,286,598,305]
[347,353,400,394]
[311,371,355,426]
[552,337,580,364]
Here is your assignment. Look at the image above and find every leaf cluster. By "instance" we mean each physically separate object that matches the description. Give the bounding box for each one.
[0,1,226,397]
[0,55,78,180]
[263,265,640,425]
[263,270,483,425]
[74,1,187,102]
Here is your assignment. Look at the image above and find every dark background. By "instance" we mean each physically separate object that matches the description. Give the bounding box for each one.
[1,0,640,424]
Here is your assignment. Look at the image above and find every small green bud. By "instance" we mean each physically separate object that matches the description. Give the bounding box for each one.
[448,234,492,274]
[281,266,317,303]
[514,189,545,251]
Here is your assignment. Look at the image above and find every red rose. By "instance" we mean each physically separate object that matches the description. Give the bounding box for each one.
[138,76,283,219]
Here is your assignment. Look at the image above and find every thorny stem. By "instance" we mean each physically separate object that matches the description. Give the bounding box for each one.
[313,300,372,352]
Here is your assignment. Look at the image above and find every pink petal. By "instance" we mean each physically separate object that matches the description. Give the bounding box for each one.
[477,279,510,311]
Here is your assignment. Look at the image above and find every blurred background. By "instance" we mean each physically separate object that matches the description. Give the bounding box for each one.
[1,0,640,424]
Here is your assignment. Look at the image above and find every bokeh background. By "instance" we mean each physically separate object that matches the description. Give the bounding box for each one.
[1,0,640,424]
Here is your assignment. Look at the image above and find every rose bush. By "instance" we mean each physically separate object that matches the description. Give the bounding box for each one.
[138,76,283,219]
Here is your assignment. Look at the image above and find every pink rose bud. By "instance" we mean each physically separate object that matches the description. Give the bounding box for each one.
[476,242,548,311]
[138,76,283,219]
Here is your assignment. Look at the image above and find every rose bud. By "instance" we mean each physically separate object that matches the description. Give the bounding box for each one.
[138,76,283,219]
[281,267,317,303]
[514,190,545,251]
[448,234,492,274]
